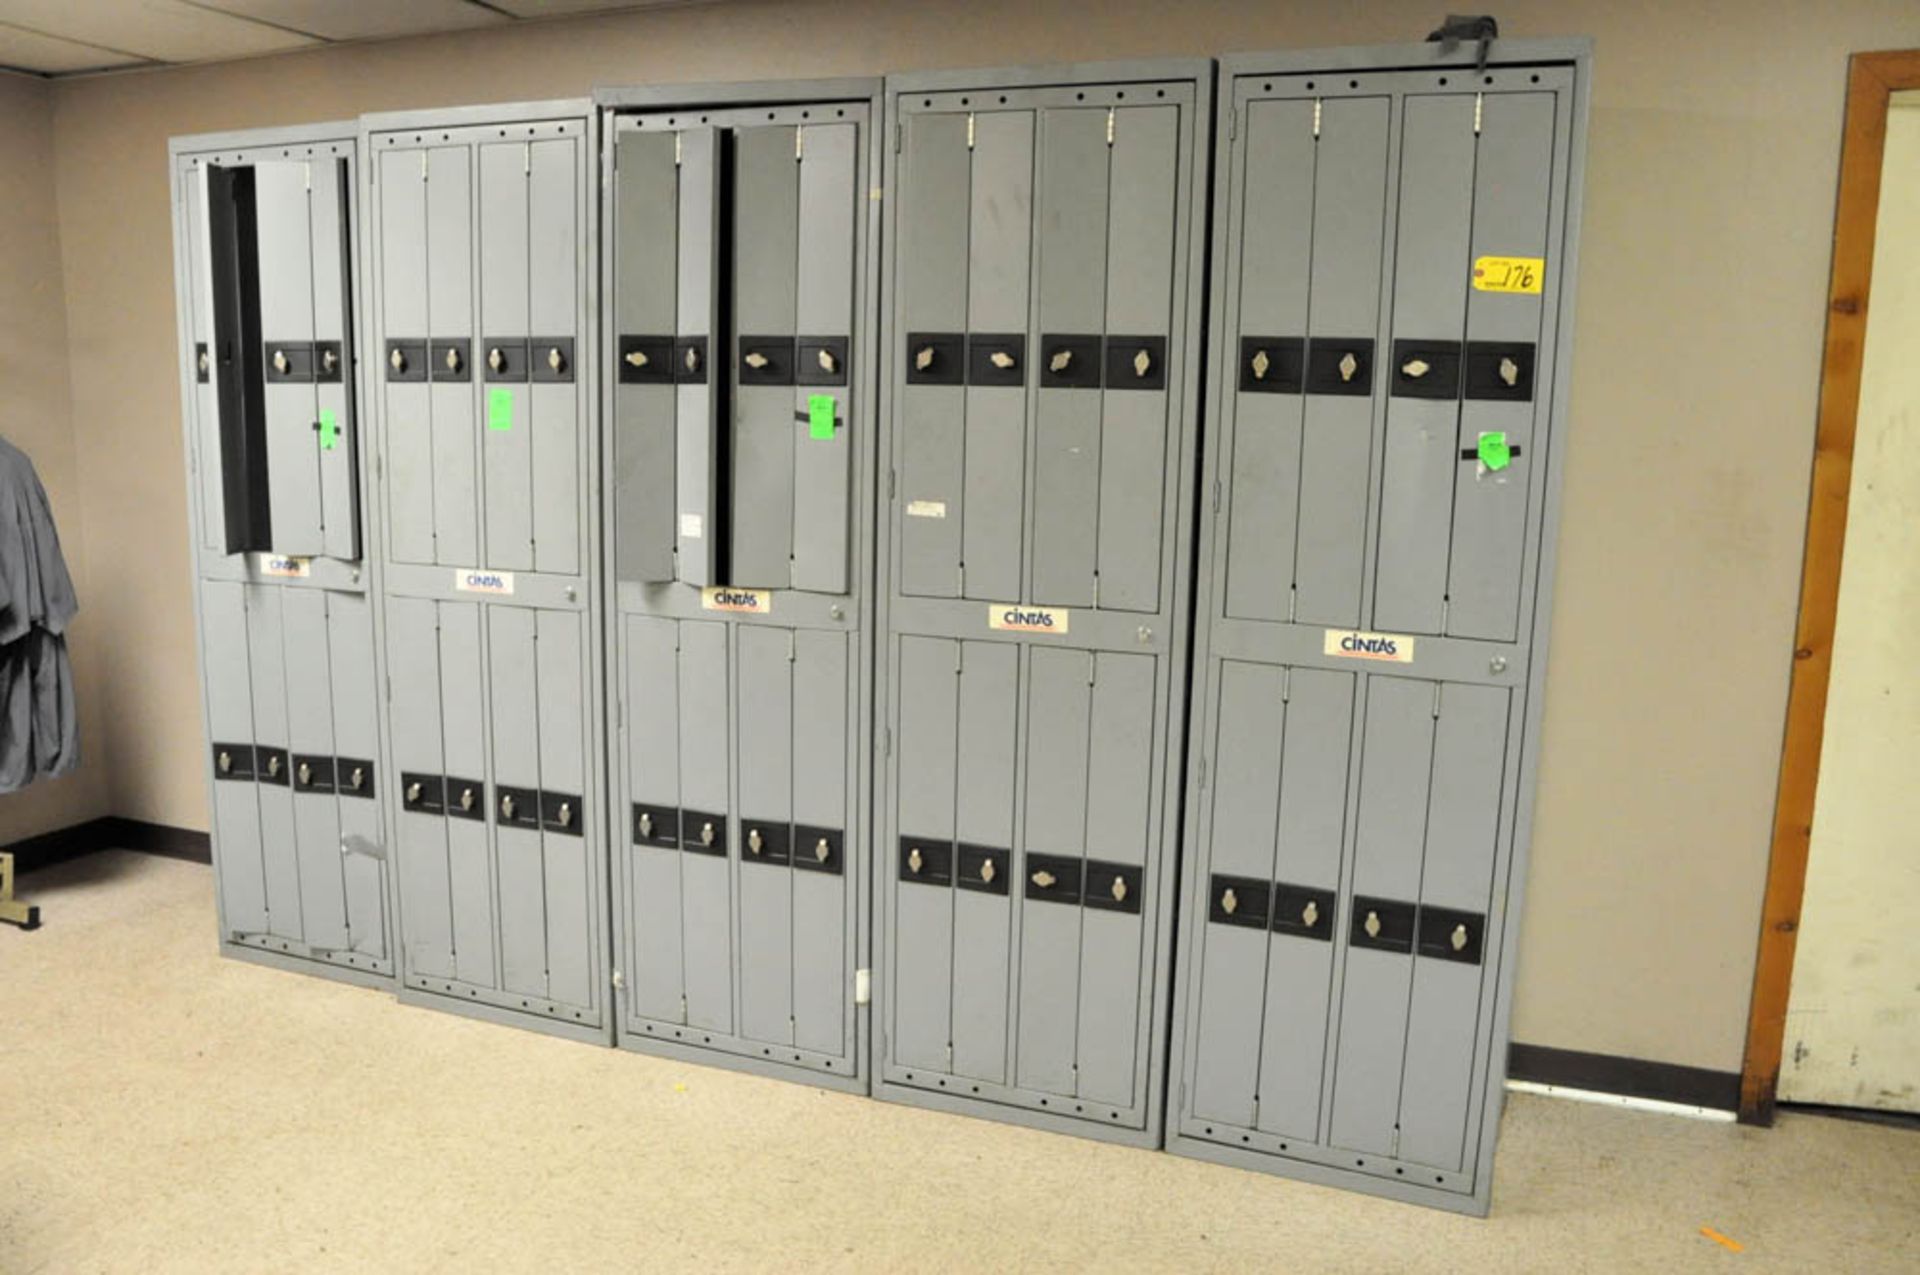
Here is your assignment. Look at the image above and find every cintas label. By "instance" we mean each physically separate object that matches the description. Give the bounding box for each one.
[1324,629,1414,663]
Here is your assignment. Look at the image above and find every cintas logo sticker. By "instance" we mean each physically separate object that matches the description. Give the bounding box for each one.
[1324,629,1415,663]
[257,555,311,578]
[454,569,514,595]
[701,587,771,615]
[988,605,1070,635]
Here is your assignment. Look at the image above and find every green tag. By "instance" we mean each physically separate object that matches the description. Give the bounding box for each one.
[318,408,338,451]
[808,394,837,441]
[488,387,513,432]
[1477,430,1511,472]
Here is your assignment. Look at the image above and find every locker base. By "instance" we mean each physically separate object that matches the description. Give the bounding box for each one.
[615,1020,869,1096]
[221,938,397,993]
[396,980,613,1047]
[873,1077,1162,1151]
[1165,1131,1491,1216]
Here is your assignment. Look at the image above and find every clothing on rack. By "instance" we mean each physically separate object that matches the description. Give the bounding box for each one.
[0,434,79,792]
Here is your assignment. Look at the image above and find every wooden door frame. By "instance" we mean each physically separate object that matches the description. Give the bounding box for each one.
[1742,49,1920,1125]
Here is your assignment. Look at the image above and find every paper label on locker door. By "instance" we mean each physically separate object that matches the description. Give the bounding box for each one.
[988,605,1069,635]
[256,555,311,579]
[1471,255,1544,294]
[701,587,771,615]
[1324,629,1414,663]
[454,569,515,595]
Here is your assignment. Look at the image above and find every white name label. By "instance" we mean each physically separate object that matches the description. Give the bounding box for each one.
[906,499,947,519]
[455,570,515,595]
[679,513,704,539]
[988,605,1070,635]
[702,587,771,614]
[1324,629,1414,663]
[258,555,311,578]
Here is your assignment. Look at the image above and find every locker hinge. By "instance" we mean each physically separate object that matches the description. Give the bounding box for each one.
[796,126,804,160]
[1092,574,1101,610]
[854,968,871,1005]
[1313,98,1322,137]
[304,160,311,191]
[1197,754,1208,790]
[885,727,892,756]
[788,630,797,662]
[419,150,427,181]
[1211,478,1220,513]
[956,564,965,595]
[966,113,975,149]
[893,121,903,153]
[1281,666,1293,702]
[888,468,897,500]
[1391,1126,1402,1156]
[384,673,391,703]
[525,142,532,174]
[674,131,682,166]
[1432,682,1444,718]
[1227,109,1236,141]
[1106,108,1116,146]
[1474,93,1484,134]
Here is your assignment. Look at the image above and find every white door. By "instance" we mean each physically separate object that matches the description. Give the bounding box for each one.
[1781,93,1920,1112]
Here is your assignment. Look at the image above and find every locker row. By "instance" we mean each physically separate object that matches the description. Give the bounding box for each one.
[170,42,1588,1214]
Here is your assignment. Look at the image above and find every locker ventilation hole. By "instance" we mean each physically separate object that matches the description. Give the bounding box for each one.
[937,1079,946,1087]
[1074,1104,1083,1113]
[834,109,845,117]
[1395,1168,1404,1175]
[1306,82,1315,90]
[1075,92,1084,101]
[1439,77,1449,86]
[998,96,1007,104]
[1039,1098,1049,1107]
[1531,74,1542,83]
[1115,91,1125,99]
[971,1086,978,1094]
[1156,89,1165,98]
[1349,80,1359,88]
[1356,1160,1365,1167]
[959,98,968,105]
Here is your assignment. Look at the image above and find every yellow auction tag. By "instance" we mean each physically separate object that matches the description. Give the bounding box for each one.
[1472,255,1544,294]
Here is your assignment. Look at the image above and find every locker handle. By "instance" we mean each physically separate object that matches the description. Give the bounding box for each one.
[1031,869,1057,889]
[346,766,365,792]
[1109,874,1128,904]
[914,345,936,372]
[558,801,573,828]
[1401,357,1431,379]
[296,760,312,786]
[1220,886,1238,916]
[444,346,463,374]
[547,346,567,375]
[500,792,517,821]
[389,347,407,374]
[700,820,716,847]
[198,348,212,376]
[488,347,505,374]
[638,810,654,837]
[1047,348,1073,373]
[747,827,764,855]
[1250,348,1270,380]
[1364,909,1382,939]
[271,348,289,375]
[405,780,422,803]
[458,785,475,813]
[1301,899,1319,928]
[907,847,923,874]
[1451,922,1470,952]
[265,754,281,779]
[321,347,339,376]
[814,837,832,865]
[1131,348,1152,379]
[217,750,233,774]
[624,348,650,369]
[1338,351,1359,383]
[979,857,996,885]
[816,347,837,375]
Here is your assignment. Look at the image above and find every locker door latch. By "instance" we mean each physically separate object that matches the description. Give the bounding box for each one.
[546,346,567,375]
[700,820,717,847]
[389,347,407,374]
[979,858,997,885]
[747,827,764,856]
[1131,348,1152,379]
[1109,874,1129,904]
[217,749,233,774]
[488,346,506,374]
[914,345,935,371]
[1364,909,1382,939]
[907,846,924,873]
[272,348,289,375]
[1401,357,1431,379]
[1221,886,1238,915]
[1250,349,1271,380]
[1301,899,1319,928]
[1338,352,1359,383]
[445,346,463,374]
[500,792,517,821]
[814,837,832,865]
[1451,922,1470,952]
[458,785,476,813]
[625,348,650,369]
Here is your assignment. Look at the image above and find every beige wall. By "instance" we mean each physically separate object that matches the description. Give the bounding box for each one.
[0,72,109,843]
[34,0,1920,1072]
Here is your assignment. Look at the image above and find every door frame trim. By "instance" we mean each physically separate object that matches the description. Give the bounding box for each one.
[1742,49,1920,1125]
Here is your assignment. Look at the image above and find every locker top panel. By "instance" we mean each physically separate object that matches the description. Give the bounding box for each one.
[597,77,882,112]
[887,57,1213,98]
[171,120,356,160]
[361,98,592,135]
[1219,37,1591,80]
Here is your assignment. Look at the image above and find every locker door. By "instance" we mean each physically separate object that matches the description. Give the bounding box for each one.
[675,129,723,586]
[1446,94,1556,641]
[1015,646,1091,1094]
[428,145,479,568]
[1075,650,1155,1104]
[730,125,799,588]
[1096,106,1178,614]
[624,615,685,1021]
[203,580,267,935]
[204,162,272,555]
[677,620,733,1032]
[283,587,348,953]
[892,635,957,1070]
[896,114,970,598]
[961,111,1034,603]
[736,624,794,1045]
[326,592,386,958]
[254,161,324,557]
[311,158,360,562]
[1223,100,1314,622]
[1374,97,1477,633]
[729,121,798,591]
[489,606,545,995]
[245,584,300,939]
[529,137,580,577]
[612,130,679,585]
[1397,684,1508,1169]
[792,122,857,594]
[1255,667,1353,1140]
[537,609,591,1008]
[1189,661,1286,1125]
[951,639,1018,1082]
[440,602,494,987]
[791,629,850,1056]
[388,595,453,977]
[1294,98,1389,627]
[1029,110,1109,607]
[480,142,533,572]
[380,148,435,565]
[183,168,226,554]
[1328,676,1434,1153]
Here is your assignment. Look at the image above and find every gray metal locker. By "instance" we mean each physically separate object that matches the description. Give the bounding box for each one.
[363,102,609,1044]
[597,79,881,1091]
[170,124,393,989]
[1166,41,1591,1213]
[875,61,1211,1146]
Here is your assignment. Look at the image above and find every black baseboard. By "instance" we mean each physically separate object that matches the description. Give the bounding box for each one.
[1508,1042,1740,1112]
[4,816,211,873]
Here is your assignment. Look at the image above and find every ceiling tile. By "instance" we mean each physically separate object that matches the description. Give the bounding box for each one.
[194,0,508,42]
[0,22,145,73]
[0,0,317,63]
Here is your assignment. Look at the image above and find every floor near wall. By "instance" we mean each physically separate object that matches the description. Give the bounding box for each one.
[3,852,1915,1273]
